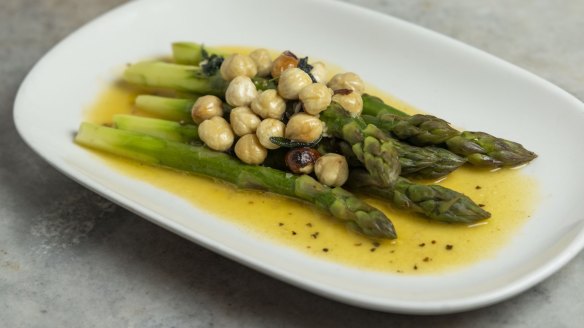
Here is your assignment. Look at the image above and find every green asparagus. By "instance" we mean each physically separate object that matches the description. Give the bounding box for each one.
[135,95,196,122]
[172,42,226,65]
[319,104,400,187]
[113,115,486,223]
[320,104,466,181]
[316,138,489,222]
[75,122,397,239]
[361,94,537,167]
[123,61,228,96]
[113,114,198,143]
[346,169,490,223]
[132,93,465,180]
[124,61,274,96]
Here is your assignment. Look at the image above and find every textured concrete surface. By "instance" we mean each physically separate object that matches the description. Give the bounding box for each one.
[1,0,583,327]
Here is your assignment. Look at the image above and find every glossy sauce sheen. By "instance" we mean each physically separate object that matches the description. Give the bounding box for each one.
[83,49,538,274]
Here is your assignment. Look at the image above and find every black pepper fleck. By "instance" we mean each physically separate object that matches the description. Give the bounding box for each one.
[475,185,482,190]
[413,265,418,270]
[370,248,376,252]
[431,240,436,244]
[372,242,380,248]
[306,223,313,227]
[418,243,425,247]
[354,243,362,247]
[311,232,319,239]
[423,257,431,262]
[322,248,329,253]
[446,244,454,250]
[278,223,284,227]
[479,204,485,207]
[291,231,297,236]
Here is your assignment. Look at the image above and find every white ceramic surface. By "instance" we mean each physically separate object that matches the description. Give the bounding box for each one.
[13,0,584,314]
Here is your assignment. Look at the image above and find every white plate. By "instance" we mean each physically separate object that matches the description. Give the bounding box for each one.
[14,0,584,314]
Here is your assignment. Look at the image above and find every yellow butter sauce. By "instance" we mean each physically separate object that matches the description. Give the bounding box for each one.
[81,48,538,274]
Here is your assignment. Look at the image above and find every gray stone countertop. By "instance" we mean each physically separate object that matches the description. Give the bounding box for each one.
[1,0,583,326]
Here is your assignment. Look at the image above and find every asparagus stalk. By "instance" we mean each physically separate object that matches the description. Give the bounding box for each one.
[319,104,400,187]
[317,138,489,222]
[124,61,274,96]
[361,94,537,167]
[346,169,490,223]
[320,104,465,181]
[132,93,465,180]
[75,122,397,239]
[172,42,226,65]
[115,115,488,223]
[130,92,465,180]
[151,45,535,168]
[123,61,228,96]
[113,115,198,143]
[362,113,458,145]
[135,95,196,122]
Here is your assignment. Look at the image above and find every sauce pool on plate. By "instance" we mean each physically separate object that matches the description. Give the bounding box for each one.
[82,49,539,274]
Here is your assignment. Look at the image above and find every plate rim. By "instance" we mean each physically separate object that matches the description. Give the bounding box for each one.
[13,0,584,314]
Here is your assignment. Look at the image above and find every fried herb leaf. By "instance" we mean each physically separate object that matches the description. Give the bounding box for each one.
[270,135,323,148]
[200,54,224,76]
[298,57,317,83]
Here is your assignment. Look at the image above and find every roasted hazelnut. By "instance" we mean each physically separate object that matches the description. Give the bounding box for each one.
[220,54,257,81]
[310,61,327,83]
[332,92,363,116]
[285,147,321,174]
[229,106,261,136]
[198,116,234,151]
[225,76,258,107]
[256,118,285,149]
[249,48,273,77]
[271,51,299,78]
[314,153,349,187]
[234,134,267,165]
[285,113,324,143]
[191,95,223,124]
[299,83,333,115]
[251,89,286,119]
[278,68,313,100]
[327,72,365,94]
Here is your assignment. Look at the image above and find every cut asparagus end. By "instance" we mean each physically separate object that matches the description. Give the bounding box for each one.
[113,114,199,143]
[172,42,227,65]
[123,61,228,96]
[135,94,196,122]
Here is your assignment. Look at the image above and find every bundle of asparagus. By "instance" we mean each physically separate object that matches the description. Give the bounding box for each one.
[75,42,536,240]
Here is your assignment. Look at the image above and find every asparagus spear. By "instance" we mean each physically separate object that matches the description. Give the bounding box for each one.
[115,115,488,223]
[346,169,490,223]
[124,61,273,96]
[75,122,397,239]
[135,95,196,122]
[316,138,489,222]
[361,94,537,167]
[130,91,465,180]
[123,61,228,96]
[362,113,458,146]
[145,46,535,168]
[172,42,226,65]
[113,114,198,143]
[318,104,400,187]
[320,104,465,181]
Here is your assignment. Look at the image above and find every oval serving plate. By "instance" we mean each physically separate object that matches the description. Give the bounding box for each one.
[14,0,584,314]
